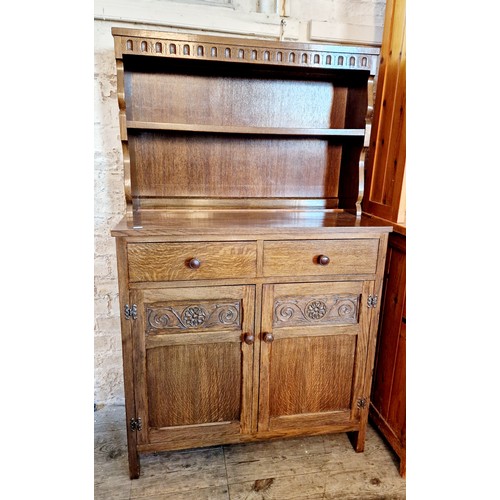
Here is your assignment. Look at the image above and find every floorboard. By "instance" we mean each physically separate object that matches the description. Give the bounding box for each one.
[94,405,405,499]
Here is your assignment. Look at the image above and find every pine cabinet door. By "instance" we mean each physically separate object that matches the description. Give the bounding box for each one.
[258,281,373,433]
[131,285,255,449]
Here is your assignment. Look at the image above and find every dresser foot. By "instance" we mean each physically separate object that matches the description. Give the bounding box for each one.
[399,454,406,478]
[128,450,140,479]
[347,427,366,453]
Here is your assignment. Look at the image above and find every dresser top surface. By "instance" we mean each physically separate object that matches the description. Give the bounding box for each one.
[111,210,393,238]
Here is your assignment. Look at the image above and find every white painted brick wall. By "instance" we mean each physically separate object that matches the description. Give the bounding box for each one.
[94,0,386,405]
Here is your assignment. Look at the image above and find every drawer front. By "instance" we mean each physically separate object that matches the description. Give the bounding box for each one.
[128,242,257,282]
[263,239,379,277]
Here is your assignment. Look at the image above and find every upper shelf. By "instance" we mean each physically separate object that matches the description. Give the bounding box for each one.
[127,121,366,137]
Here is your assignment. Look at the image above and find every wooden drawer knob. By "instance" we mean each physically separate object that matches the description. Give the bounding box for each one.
[263,332,274,343]
[188,258,201,269]
[318,255,330,266]
[244,333,255,345]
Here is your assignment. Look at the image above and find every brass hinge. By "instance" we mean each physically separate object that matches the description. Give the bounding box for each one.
[367,295,378,308]
[130,417,142,432]
[124,304,137,320]
[357,398,367,409]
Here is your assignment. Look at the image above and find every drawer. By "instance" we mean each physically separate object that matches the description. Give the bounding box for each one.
[128,242,257,282]
[263,239,379,277]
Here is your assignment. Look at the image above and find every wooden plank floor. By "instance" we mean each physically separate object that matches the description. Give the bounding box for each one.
[95,405,406,499]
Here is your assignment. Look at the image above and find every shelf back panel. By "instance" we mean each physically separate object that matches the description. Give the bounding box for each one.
[123,56,368,130]
[129,130,363,200]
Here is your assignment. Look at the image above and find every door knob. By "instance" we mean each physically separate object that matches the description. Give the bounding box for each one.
[263,332,274,343]
[243,333,255,345]
[318,255,330,266]
[188,258,201,269]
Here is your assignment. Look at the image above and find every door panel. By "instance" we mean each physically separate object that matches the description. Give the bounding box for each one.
[269,335,355,417]
[258,281,372,433]
[146,341,242,428]
[132,285,255,446]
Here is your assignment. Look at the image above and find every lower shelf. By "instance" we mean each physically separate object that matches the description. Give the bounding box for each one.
[127,121,366,137]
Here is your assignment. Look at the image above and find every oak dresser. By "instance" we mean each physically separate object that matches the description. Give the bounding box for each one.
[109,27,393,478]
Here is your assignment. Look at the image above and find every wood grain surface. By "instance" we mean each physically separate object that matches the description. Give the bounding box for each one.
[146,342,242,427]
[269,335,356,416]
[363,0,406,224]
[370,231,406,476]
[95,405,406,498]
[263,239,379,276]
[128,130,350,199]
[114,238,140,478]
[128,241,257,281]
[112,210,393,238]
[125,65,337,128]
[127,121,365,136]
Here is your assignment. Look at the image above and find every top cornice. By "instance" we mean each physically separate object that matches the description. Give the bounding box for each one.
[112,28,379,74]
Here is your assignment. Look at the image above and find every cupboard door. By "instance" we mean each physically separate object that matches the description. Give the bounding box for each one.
[258,281,372,433]
[131,285,255,449]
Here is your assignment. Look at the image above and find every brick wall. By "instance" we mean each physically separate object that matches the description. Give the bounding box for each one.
[94,0,386,405]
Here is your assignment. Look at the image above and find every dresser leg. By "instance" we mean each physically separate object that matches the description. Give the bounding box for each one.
[399,454,406,478]
[347,427,366,452]
[348,410,368,452]
[128,448,140,479]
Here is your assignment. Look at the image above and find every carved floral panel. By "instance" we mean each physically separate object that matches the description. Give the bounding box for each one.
[273,294,360,328]
[145,300,241,334]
